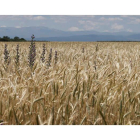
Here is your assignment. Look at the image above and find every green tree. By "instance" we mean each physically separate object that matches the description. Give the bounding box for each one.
[14,36,20,41]
[20,38,26,41]
[3,36,10,41]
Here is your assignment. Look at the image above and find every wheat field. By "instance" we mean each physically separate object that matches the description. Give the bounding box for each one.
[0,41,140,125]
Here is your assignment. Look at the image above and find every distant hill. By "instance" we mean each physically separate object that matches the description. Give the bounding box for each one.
[0,27,72,38]
[0,26,140,41]
[35,34,140,42]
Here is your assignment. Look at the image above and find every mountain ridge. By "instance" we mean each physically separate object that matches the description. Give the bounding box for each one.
[0,26,140,41]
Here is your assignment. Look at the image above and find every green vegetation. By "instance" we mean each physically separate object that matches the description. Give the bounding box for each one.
[0,36,26,41]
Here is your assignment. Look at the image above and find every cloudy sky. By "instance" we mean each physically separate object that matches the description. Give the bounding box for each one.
[0,15,140,32]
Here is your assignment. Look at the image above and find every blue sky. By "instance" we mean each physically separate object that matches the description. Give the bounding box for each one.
[0,15,140,32]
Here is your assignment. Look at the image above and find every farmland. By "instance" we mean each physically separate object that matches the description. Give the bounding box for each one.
[0,41,140,125]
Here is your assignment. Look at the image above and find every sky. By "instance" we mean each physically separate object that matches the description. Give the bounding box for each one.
[0,15,140,32]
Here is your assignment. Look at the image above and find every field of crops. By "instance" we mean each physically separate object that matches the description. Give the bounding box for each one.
[0,41,140,125]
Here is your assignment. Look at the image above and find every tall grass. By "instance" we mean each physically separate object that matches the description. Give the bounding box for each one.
[0,41,140,125]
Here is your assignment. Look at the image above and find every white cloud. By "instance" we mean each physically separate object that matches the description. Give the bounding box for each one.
[79,20,99,30]
[86,15,95,18]
[99,17,123,21]
[15,26,21,28]
[0,25,6,27]
[79,20,86,24]
[0,15,46,20]
[99,17,106,20]
[0,15,30,20]
[111,23,124,30]
[130,18,140,24]
[127,29,133,32]
[67,15,95,19]
[33,16,46,20]
[51,15,95,24]
[79,20,98,26]
[86,21,98,26]
[120,15,129,18]
[68,27,82,31]
[108,17,123,21]
[51,16,67,23]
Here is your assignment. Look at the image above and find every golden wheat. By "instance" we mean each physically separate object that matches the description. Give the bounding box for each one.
[0,41,140,125]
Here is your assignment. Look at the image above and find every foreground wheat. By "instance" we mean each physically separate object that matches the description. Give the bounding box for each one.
[0,41,140,125]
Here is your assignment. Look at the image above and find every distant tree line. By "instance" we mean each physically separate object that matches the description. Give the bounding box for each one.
[97,40,139,42]
[0,36,26,41]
